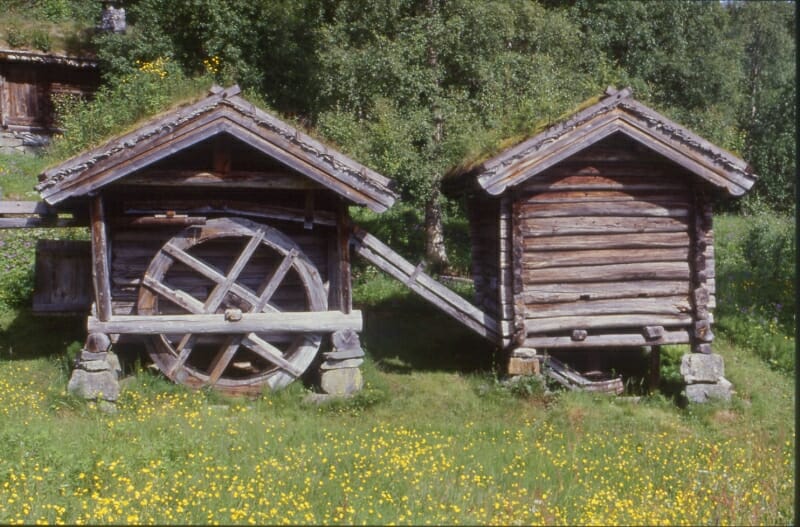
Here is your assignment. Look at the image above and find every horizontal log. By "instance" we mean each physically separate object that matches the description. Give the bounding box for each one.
[524,329,690,349]
[521,216,688,237]
[88,310,363,335]
[521,190,690,204]
[524,231,690,251]
[520,174,688,192]
[522,280,690,303]
[523,247,689,269]
[520,201,689,218]
[526,313,692,334]
[524,261,690,283]
[115,216,207,227]
[525,296,692,318]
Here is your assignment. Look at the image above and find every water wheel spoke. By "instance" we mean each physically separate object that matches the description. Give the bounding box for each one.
[207,335,243,385]
[142,274,205,314]
[168,333,197,375]
[241,334,304,377]
[253,248,298,310]
[203,229,266,311]
[161,240,270,310]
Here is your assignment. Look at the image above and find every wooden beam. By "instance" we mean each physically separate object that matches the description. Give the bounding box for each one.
[90,195,112,322]
[337,201,351,313]
[87,310,363,335]
[123,200,336,226]
[120,170,322,190]
[526,313,692,334]
[524,329,690,349]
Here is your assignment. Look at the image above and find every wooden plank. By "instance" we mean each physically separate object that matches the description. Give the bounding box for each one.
[0,217,84,228]
[520,216,688,237]
[523,247,689,269]
[351,228,499,341]
[520,201,689,218]
[526,313,693,334]
[525,329,690,349]
[524,231,690,251]
[87,310,363,335]
[90,195,112,322]
[525,296,691,318]
[0,201,56,214]
[521,280,690,303]
[524,261,690,283]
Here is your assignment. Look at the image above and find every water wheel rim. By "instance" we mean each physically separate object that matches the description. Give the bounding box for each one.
[137,217,327,392]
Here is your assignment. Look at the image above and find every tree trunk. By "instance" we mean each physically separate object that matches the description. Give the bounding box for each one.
[424,0,449,274]
[425,187,449,273]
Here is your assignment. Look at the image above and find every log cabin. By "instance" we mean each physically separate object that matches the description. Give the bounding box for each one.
[35,84,396,394]
[0,49,100,153]
[444,87,756,362]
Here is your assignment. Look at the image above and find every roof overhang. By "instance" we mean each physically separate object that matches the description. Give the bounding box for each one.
[37,85,397,212]
[467,87,757,197]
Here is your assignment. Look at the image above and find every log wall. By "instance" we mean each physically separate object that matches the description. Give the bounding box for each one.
[513,134,708,349]
[466,195,513,341]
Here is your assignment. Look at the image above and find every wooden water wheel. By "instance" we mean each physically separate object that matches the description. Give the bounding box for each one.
[136,217,328,394]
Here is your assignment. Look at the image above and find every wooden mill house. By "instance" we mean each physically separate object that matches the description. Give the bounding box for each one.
[445,87,756,380]
[34,85,396,394]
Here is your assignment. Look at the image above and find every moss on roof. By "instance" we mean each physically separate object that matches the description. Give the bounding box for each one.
[446,94,605,179]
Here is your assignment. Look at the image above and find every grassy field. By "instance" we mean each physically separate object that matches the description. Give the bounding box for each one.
[0,168,794,525]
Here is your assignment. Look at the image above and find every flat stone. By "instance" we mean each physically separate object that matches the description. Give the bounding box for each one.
[80,350,108,362]
[320,368,363,396]
[686,377,733,403]
[681,353,724,383]
[324,348,365,360]
[67,369,120,401]
[511,347,537,358]
[81,360,111,372]
[320,358,364,370]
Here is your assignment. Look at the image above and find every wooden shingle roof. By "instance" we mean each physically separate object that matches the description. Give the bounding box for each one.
[37,85,397,212]
[450,87,757,197]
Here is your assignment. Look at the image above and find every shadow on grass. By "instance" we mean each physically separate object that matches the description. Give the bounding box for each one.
[0,308,85,360]
[360,292,496,374]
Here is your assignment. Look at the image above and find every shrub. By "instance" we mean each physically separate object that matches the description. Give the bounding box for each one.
[714,213,795,373]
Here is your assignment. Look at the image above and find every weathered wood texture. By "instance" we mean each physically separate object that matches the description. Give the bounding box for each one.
[90,195,112,321]
[32,240,92,313]
[690,195,715,353]
[512,134,696,348]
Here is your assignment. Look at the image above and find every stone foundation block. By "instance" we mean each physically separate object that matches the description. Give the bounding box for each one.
[67,369,120,401]
[508,356,541,376]
[681,353,725,384]
[685,377,733,403]
[320,367,363,396]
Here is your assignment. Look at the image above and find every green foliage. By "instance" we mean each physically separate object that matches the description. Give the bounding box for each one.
[714,214,795,373]
[46,58,213,161]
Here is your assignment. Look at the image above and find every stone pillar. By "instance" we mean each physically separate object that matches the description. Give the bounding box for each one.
[680,353,733,403]
[67,333,122,408]
[319,329,364,396]
[507,347,541,376]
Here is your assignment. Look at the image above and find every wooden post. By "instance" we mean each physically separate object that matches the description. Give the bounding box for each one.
[337,201,352,314]
[689,189,712,354]
[649,346,661,392]
[511,196,526,346]
[90,194,112,322]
